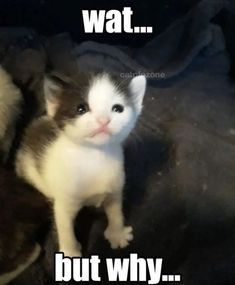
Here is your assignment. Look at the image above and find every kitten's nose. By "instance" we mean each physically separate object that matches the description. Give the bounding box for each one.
[97,116,110,126]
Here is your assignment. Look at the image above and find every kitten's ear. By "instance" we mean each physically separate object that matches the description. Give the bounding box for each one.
[129,75,146,114]
[44,75,63,117]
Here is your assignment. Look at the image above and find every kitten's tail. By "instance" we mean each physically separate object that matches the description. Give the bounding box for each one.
[0,243,41,285]
[0,66,22,163]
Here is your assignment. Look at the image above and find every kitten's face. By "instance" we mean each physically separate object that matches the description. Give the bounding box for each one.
[44,73,146,146]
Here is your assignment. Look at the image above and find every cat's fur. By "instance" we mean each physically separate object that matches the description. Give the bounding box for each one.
[16,72,146,257]
[0,66,22,162]
[0,66,48,284]
[0,166,50,285]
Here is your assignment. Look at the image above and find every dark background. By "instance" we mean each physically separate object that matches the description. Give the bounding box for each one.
[0,0,234,77]
[0,0,235,76]
[0,0,200,44]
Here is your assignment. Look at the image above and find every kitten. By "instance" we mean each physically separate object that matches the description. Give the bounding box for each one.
[0,66,22,162]
[16,72,146,257]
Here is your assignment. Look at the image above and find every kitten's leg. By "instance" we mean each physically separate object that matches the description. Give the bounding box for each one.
[0,243,40,285]
[103,192,133,249]
[54,199,82,257]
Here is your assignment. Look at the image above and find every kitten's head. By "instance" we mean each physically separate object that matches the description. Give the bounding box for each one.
[44,72,146,146]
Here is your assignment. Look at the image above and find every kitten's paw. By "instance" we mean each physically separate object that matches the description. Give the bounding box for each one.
[104,226,133,249]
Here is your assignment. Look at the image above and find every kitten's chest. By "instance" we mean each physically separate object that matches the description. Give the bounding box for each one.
[45,140,124,199]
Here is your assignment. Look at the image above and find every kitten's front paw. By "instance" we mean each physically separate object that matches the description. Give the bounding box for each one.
[104,226,133,249]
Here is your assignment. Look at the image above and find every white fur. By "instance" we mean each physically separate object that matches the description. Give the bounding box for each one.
[43,77,61,117]
[128,75,146,114]
[16,74,146,257]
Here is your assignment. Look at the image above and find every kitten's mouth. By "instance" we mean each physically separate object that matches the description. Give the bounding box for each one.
[89,127,111,138]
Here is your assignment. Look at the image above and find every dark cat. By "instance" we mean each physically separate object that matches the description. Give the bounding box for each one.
[0,66,50,284]
[0,67,22,163]
[0,166,50,285]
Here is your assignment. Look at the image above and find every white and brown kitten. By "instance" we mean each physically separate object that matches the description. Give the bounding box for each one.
[16,72,146,257]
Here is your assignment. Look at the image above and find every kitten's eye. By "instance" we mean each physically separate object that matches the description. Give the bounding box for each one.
[112,104,124,113]
[77,104,88,115]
